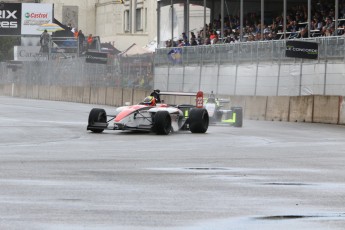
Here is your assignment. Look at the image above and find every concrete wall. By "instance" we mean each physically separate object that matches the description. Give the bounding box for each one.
[1,83,344,126]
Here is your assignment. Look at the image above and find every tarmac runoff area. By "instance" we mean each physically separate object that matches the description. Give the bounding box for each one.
[0,96,345,230]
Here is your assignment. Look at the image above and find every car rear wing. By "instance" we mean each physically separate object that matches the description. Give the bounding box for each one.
[156,90,204,108]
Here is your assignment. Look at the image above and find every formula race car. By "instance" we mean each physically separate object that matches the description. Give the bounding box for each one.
[87,90,209,135]
[204,92,243,127]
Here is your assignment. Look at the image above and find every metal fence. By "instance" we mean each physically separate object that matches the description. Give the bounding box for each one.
[153,36,345,96]
[2,36,345,97]
[0,55,154,90]
[154,36,345,66]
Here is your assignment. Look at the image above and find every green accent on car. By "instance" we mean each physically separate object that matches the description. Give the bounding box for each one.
[222,112,236,123]
[184,109,189,118]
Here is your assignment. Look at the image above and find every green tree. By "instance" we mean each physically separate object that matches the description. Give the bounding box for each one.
[0,37,21,62]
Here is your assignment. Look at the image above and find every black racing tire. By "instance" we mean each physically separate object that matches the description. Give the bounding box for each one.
[88,108,107,133]
[189,108,209,133]
[154,111,172,135]
[231,106,243,127]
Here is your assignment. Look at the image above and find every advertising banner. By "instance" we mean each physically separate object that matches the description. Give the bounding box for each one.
[0,3,21,35]
[86,52,108,64]
[21,3,53,35]
[0,3,53,36]
[286,40,318,59]
[14,46,48,61]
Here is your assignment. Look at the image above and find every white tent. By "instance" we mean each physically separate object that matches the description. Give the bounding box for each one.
[119,43,153,57]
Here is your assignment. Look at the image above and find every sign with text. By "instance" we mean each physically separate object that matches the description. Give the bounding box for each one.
[85,51,108,64]
[14,46,48,61]
[0,3,53,36]
[286,40,318,59]
[0,3,21,35]
[21,3,53,35]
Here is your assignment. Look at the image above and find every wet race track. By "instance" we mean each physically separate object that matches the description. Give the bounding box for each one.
[0,96,345,230]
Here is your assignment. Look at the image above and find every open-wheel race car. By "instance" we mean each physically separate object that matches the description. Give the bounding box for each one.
[87,90,209,135]
[204,92,243,127]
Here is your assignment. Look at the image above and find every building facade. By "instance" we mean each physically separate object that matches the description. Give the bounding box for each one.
[40,0,157,51]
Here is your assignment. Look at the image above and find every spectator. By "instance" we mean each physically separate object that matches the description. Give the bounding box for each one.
[210,30,217,41]
[74,28,79,39]
[182,32,187,40]
[177,39,184,47]
[78,30,85,53]
[322,16,335,34]
[204,38,211,45]
[87,34,93,50]
[67,23,72,32]
[190,37,198,46]
[212,34,222,44]
[183,38,190,46]
[40,29,51,53]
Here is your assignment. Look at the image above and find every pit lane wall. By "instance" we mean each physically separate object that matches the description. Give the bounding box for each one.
[1,82,345,125]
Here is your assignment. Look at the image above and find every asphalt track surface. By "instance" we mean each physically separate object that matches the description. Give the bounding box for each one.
[1,96,345,230]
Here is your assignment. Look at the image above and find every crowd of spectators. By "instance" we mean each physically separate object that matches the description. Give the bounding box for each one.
[165,0,345,47]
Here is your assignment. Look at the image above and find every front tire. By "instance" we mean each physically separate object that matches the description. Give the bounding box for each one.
[189,108,209,133]
[154,111,172,135]
[88,108,107,133]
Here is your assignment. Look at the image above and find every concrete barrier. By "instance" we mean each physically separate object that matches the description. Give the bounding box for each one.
[89,87,99,104]
[38,85,50,100]
[113,88,123,106]
[82,87,91,104]
[97,87,107,105]
[61,86,73,102]
[55,86,64,101]
[14,84,26,98]
[313,95,339,124]
[2,84,345,126]
[266,96,290,121]
[105,87,115,106]
[26,85,39,99]
[230,96,246,110]
[175,95,194,105]
[122,88,133,105]
[133,89,147,105]
[49,85,57,101]
[289,96,313,122]
[338,96,345,125]
[244,96,267,120]
[73,86,85,103]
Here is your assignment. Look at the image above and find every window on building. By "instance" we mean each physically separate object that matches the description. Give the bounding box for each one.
[145,8,147,31]
[124,10,130,32]
[136,8,142,31]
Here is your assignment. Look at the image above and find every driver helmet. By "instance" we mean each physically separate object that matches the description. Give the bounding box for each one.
[143,96,156,106]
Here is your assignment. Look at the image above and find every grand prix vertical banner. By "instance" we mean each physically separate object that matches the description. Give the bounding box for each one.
[0,3,53,36]
[0,3,22,35]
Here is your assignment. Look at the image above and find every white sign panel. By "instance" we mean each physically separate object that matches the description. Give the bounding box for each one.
[14,46,48,61]
[21,3,53,35]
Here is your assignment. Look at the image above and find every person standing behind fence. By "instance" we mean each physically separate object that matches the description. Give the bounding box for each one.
[40,29,51,53]
[87,34,93,50]
[78,30,85,54]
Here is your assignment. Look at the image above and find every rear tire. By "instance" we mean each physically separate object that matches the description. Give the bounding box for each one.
[154,111,172,135]
[231,107,243,127]
[189,108,209,133]
[88,108,107,133]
